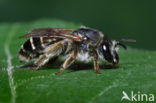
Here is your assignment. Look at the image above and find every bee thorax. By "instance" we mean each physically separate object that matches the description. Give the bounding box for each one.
[77,51,92,62]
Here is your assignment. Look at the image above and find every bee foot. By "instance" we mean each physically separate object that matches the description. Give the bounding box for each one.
[28,67,35,71]
[55,71,62,75]
[28,67,38,71]
[95,70,101,74]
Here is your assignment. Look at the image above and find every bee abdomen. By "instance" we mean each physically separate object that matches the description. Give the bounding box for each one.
[18,48,34,62]
[18,37,63,62]
[18,37,44,62]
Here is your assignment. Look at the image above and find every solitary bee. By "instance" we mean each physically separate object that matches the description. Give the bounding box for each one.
[18,26,135,74]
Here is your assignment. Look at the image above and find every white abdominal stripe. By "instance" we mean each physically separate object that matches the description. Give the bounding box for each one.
[18,37,63,62]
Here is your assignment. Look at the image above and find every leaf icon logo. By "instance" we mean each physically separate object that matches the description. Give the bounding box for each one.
[121,91,131,101]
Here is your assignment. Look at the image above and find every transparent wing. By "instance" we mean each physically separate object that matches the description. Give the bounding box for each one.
[19,28,82,42]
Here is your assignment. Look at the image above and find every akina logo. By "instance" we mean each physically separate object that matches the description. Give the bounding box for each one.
[121,91,154,102]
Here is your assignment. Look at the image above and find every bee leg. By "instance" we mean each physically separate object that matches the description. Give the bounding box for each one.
[28,66,37,71]
[29,40,66,70]
[93,58,101,74]
[55,49,78,74]
[91,51,101,74]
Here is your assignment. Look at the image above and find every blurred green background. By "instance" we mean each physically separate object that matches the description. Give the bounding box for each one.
[0,0,156,50]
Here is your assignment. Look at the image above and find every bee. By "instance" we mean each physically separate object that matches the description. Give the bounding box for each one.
[18,26,135,74]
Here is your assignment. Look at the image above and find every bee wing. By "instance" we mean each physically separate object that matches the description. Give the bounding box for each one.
[20,28,82,42]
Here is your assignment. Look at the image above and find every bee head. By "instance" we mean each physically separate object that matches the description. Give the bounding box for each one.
[99,38,136,65]
[99,39,129,65]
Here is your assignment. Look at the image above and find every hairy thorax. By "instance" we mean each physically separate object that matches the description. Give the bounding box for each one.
[77,43,92,63]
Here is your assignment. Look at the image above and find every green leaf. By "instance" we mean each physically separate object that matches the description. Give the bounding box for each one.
[0,19,156,103]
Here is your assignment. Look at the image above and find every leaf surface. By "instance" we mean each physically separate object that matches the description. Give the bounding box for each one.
[0,19,156,103]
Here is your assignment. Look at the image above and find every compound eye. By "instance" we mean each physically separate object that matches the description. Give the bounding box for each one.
[103,45,107,51]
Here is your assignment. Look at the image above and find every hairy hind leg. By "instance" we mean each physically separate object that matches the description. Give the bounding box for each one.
[55,48,78,74]
[29,40,66,70]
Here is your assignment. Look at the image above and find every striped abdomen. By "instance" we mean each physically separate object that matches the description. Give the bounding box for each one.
[18,37,62,62]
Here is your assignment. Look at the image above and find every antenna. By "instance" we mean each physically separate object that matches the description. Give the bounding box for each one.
[119,39,136,42]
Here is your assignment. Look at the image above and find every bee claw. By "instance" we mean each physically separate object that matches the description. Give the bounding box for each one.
[28,66,38,71]
[28,67,35,71]
[95,70,101,74]
[55,71,63,75]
